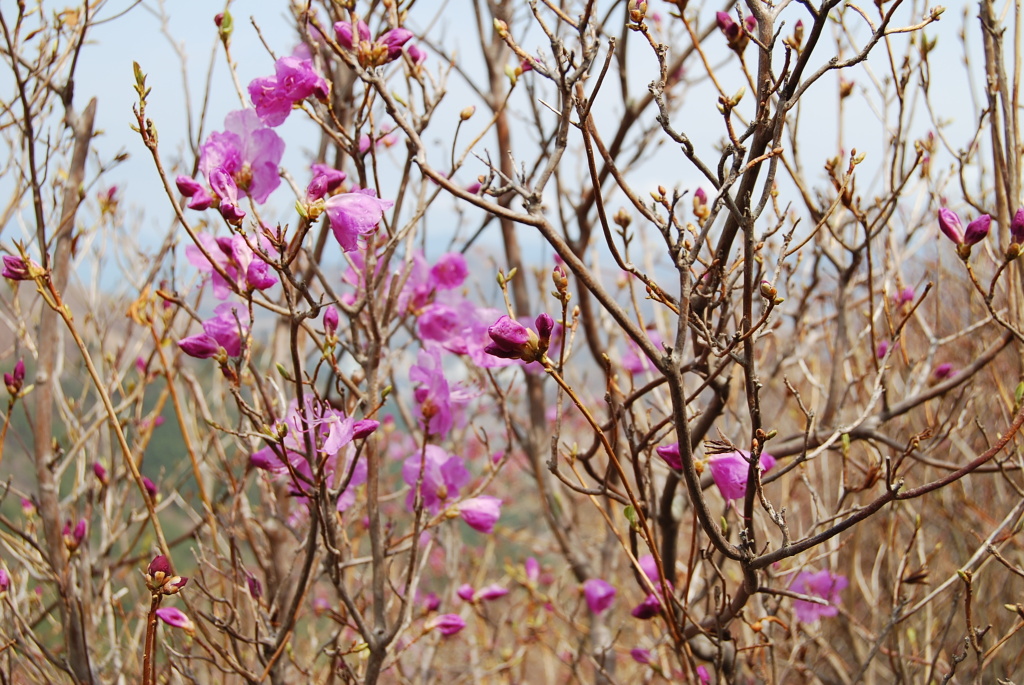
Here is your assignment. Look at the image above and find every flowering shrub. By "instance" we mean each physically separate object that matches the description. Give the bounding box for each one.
[3,1,1024,683]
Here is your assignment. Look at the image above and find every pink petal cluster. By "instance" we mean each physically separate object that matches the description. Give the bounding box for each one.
[250,397,378,514]
[155,606,195,634]
[426,613,465,636]
[185,233,277,300]
[178,302,251,359]
[789,569,848,623]
[409,345,475,436]
[458,496,502,534]
[177,110,285,223]
[324,189,394,252]
[937,207,991,247]
[706,449,777,500]
[248,55,328,127]
[582,578,616,615]
[402,445,470,515]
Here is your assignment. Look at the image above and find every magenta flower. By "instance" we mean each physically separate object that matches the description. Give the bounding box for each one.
[323,305,340,337]
[306,163,347,202]
[697,665,711,684]
[524,557,540,584]
[201,303,251,358]
[0,568,9,595]
[324,190,394,252]
[249,397,374,515]
[246,572,262,600]
[484,313,554,363]
[410,345,473,436]
[421,592,440,611]
[458,496,502,534]
[630,593,661,619]
[429,253,468,290]
[185,233,277,299]
[427,613,465,636]
[1012,207,1024,243]
[402,445,470,515]
[655,443,683,470]
[630,648,652,665]
[4,358,25,395]
[93,462,109,486]
[894,287,915,306]
[638,554,660,584]
[476,584,509,601]
[143,477,158,499]
[407,43,428,64]
[937,208,964,244]
[789,569,848,623]
[933,362,956,380]
[199,109,285,217]
[178,334,221,359]
[155,607,195,634]
[248,55,328,127]
[964,214,991,245]
[456,583,475,601]
[706,450,776,500]
[582,578,616,615]
[2,255,40,281]
[716,11,752,51]
[876,340,889,359]
[334,19,371,49]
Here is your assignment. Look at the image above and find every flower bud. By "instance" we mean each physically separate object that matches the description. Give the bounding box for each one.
[937,208,963,244]
[459,106,476,121]
[1012,207,1024,244]
[964,214,991,246]
[4,359,25,396]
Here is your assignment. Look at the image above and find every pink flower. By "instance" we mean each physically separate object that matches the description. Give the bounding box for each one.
[477,584,509,601]
[199,109,285,214]
[524,557,540,584]
[200,303,251,357]
[458,496,502,534]
[178,334,221,359]
[0,568,9,595]
[421,592,440,611]
[143,477,158,499]
[630,648,652,664]
[427,613,465,636]
[582,578,616,615]
[484,314,554,362]
[655,443,682,470]
[2,255,40,281]
[937,208,964,244]
[964,214,991,245]
[324,190,393,252]
[306,163,346,202]
[697,665,711,684]
[789,569,848,623]
[93,462,109,486]
[334,19,371,49]
[1012,207,1024,243]
[155,607,195,634]
[402,445,470,515]
[248,55,328,127]
[323,306,340,337]
[429,253,468,290]
[933,362,956,380]
[410,345,473,436]
[894,287,915,306]
[706,450,776,500]
[631,593,661,619]
[185,233,277,299]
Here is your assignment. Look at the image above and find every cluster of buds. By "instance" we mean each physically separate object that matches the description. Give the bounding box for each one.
[334,19,415,69]
[4,359,25,397]
[146,555,189,596]
[716,11,756,53]
[937,208,991,259]
[63,519,87,554]
[1009,208,1024,259]
[783,19,804,52]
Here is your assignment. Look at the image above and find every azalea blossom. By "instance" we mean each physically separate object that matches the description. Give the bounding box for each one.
[484,313,554,363]
[582,578,616,615]
[458,496,502,534]
[190,109,285,222]
[324,190,393,252]
[426,613,465,636]
[789,569,848,623]
[706,449,777,500]
[402,445,470,515]
[155,607,195,634]
[248,55,328,127]
[185,233,278,300]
